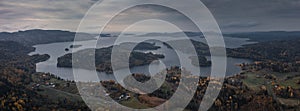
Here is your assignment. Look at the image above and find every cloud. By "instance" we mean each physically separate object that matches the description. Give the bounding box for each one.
[0,0,97,32]
[0,0,299,33]
[199,0,300,32]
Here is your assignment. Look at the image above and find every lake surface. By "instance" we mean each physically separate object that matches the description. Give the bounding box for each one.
[29,36,254,81]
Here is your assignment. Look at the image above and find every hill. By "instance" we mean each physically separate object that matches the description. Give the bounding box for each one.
[0,29,96,46]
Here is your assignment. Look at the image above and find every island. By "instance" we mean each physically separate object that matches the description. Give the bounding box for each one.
[189,56,211,67]
[57,42,164,74]
[69,45,82,49]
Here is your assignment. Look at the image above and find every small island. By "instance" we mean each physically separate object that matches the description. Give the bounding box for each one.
[162,42,173,49]
[69,45,82,49]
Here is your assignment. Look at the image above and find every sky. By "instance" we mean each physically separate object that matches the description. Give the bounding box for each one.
[0,0,300,33]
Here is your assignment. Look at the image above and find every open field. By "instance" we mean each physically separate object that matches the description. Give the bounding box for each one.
[241,72,266,90]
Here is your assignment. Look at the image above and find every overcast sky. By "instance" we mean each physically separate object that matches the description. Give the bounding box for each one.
[1,0,300,33]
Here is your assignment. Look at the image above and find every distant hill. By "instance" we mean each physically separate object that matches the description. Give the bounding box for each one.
[140,31,300,42]
[228,39,300,62]
[0,29,96,46]
[3,30,300,46]
[225,31,300,42]
[139,31,203,37]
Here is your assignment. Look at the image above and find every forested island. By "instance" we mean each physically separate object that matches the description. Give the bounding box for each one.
[57,42,164,74]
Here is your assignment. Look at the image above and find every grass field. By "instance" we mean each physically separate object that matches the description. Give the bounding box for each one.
[241,72,266,90]
[242,71,300,90]
[120,97,149,109]
[278,76,300,89]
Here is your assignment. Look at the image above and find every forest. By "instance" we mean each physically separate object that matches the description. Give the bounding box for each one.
[1,30,300,110]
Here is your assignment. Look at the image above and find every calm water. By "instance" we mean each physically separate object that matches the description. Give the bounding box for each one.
[29,36,254,81]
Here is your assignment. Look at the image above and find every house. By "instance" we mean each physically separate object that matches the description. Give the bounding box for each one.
[256,74,261,78]
[254,61,262,65]
[118,93,131,100]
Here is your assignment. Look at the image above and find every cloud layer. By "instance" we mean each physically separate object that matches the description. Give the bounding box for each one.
[0,0,299,33]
